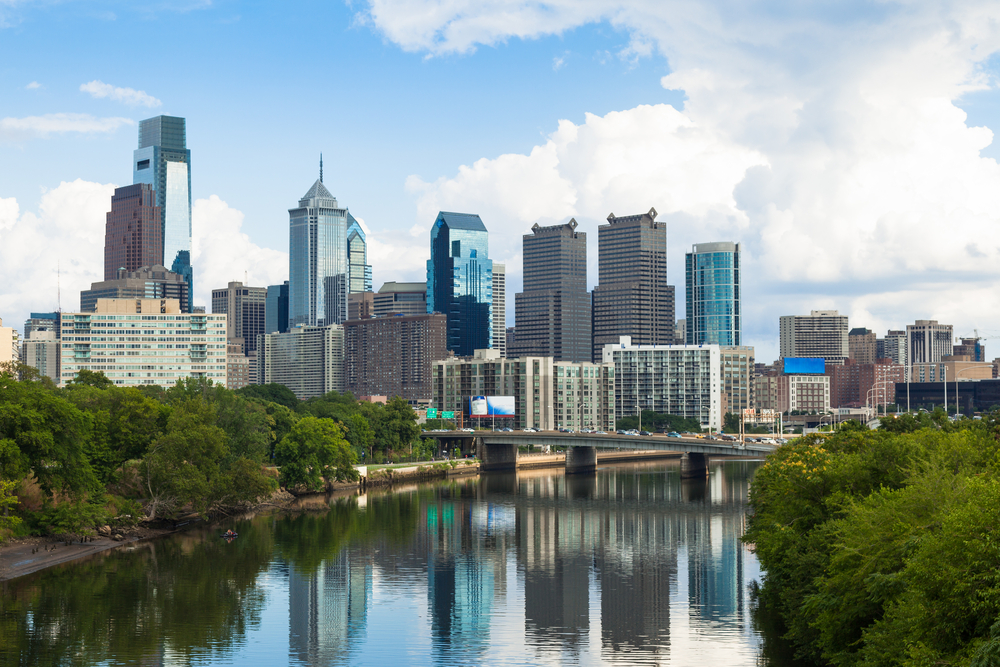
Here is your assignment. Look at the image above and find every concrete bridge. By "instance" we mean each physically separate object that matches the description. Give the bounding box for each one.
[424,431,776,478]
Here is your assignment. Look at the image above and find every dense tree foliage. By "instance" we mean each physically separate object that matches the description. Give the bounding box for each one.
[745,413,1000,665]
[274,417,358,491]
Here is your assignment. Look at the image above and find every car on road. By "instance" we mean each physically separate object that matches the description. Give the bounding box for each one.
[639,431,652,436]
[596,431,608,435]
[666,431,681,438]
[461,428,475,432]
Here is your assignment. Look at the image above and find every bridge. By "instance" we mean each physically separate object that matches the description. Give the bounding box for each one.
[423,431,777,478]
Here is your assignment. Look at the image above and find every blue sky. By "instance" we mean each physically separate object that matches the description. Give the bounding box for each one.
[3,0,1000,362]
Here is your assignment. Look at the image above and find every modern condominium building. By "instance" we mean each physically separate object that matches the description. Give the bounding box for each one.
[592,209,674,362]
[685,242,740,346]
[256,324,345,400]
[721,345,755,416]
[512,219,591,362]
[57,298,227,387]
[426,211,493,356]
[344,313,447,402]
[21,329,59,383]
[600,336,722,432]
[492,262,506,357]
[778,310,849,365]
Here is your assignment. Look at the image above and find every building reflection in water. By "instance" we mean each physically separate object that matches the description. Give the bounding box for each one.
[284,459,758,664]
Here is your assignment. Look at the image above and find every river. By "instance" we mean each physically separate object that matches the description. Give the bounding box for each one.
[0,459,783,666]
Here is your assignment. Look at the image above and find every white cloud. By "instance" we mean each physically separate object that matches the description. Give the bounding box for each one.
[191,195,288,309]
[25,81,41,90]
[552,55,565,71]
[0,113,133,140]
[367,0,1000,362]
[80,80,162,108]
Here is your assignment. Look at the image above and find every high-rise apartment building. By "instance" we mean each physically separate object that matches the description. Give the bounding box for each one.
[907,320,953,364]
[721,346,755,416]
[848,328,877,364]
[492,262,506,357]
[288,175,367,329]
[133,116,193,297]
[103,184,162,280]
[426,211,493,356]
[348,292,375,320]
[81,265,190,313]
[211,281,268,355]
[343,313,447,402]
[601,336,721,431]
[21,329,59,383]
[878,330,907,366]
[226,341,251,391]
[431,349,615,431]
[779,310,849,365]
[374,282,427,318]
[592,209,674,362]
[23,312,59,342]
[256,324,345,400]
[512,220,591,362]
[265,281,289,334]
[685,242,740,345]
[58,299,227,387]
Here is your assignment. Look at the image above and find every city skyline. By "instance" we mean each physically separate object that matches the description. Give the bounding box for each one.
[3,2,1000,363]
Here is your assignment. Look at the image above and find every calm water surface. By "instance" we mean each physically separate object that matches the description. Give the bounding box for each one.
[1,460,771,666]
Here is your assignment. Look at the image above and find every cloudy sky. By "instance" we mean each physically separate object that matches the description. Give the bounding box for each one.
[2,0,1000,362]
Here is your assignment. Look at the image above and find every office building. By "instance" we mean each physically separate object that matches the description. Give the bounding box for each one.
[348,292,375,320]
[257,324,345,400]
[909,360,992,384]
[58,298,227,387]
[848,328,877,364]
[347,216,373,295]
[721,346,755,416]
[21,329,59,383]
[374,282,427,317]
[289,171,367,328]
[592,208,674,362]
[601,336,721,431]
[344,313,447,402]
[675,319,685,345]
[225,341,251,391]
[426,211,493,356]
[826,359,904,408]
[211,281,267,355]
[907,320,953,364]
[81,265,190,313]
[685,242,740,345]
[954,337,986,362]
[755,373,830,414]
[492,262,506,357]
[103,183,162,280]
[23,312,59,342]
[779,310,849,365]
[132,116,193,297]
[0,318,17,364]
[878,330,907,366]
[431,349,615,431]
[511,219,591,362]
[266,281,290,334]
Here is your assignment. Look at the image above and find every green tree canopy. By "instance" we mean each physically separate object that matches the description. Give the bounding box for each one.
[274,416,358,491]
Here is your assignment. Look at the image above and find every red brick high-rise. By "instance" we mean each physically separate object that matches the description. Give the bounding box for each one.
[104,183,162,280]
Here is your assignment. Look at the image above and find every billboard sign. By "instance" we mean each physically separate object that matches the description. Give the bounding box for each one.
[470,396,516,417]
[783,357,825,374]
[426,408,438,419]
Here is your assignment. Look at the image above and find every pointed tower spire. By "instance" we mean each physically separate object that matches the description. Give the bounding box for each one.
[320,153,324,183]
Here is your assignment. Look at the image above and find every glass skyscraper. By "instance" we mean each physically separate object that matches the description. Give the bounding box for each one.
[132,116,192,298]
[685,241,741,346]
[427,212,493,356]
[288,176,370,328]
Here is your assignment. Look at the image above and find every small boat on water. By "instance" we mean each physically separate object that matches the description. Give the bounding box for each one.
[221,530,238,539]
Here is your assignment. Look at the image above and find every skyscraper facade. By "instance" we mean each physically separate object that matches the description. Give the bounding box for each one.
[133,116,192,296]
[426,212,493,356]
[211,281,268,355]
[512,219,591,362]
[347,217,373,294]
[907,320,954,364]
[266,281,290,334]
[591,208,674,362]
[685,242,740,346]
[374,282,427,318]
[492,262,506,357]
[779,310,849,365]
[288,177,355,328]
[81,265,190,313]
[104,184,162,280]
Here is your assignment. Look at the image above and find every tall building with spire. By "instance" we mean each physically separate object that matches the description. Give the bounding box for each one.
[288,159,370,328]
[132,115,193,298]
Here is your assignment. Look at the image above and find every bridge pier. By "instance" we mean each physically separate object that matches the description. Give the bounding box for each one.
[479,442,518,472]
[565,446,597,474]
[679,452,709,479]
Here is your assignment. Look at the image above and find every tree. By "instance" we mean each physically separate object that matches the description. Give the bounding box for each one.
[274,417,358,491]
[376,397,421,459]
[236,383,299,410]
[68,368,115,389]
[344,413,375,461]
[0,478,20,531]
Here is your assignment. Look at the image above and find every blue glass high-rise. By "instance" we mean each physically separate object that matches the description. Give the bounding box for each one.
[133,116,193,300]
[427,212,493,356]
[685,242,741,346]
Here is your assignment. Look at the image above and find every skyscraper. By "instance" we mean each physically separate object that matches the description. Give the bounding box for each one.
[104,184,162,280]
[907,320,953,364]
[265,281,290,334]
[591,208,674,362]
[288,168,364,328]
[81,265,190,313]
[685,241,740,346]
[779,310,849,364]
[426,212,493,356]
[133,115,192,297]
[211,281,268,355]
[492,262,506,357]
[374,282,427,317]
[512,219,591,362]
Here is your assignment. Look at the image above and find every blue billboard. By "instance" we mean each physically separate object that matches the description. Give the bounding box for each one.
[784,357,825,374]
[470,396,516,417]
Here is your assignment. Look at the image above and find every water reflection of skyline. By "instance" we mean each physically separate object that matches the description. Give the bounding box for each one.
[283,460,760,665]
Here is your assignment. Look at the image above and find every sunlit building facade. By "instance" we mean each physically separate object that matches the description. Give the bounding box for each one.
[685,242,740,346]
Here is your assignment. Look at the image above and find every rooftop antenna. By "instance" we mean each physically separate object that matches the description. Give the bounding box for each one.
[320,153,324,183]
